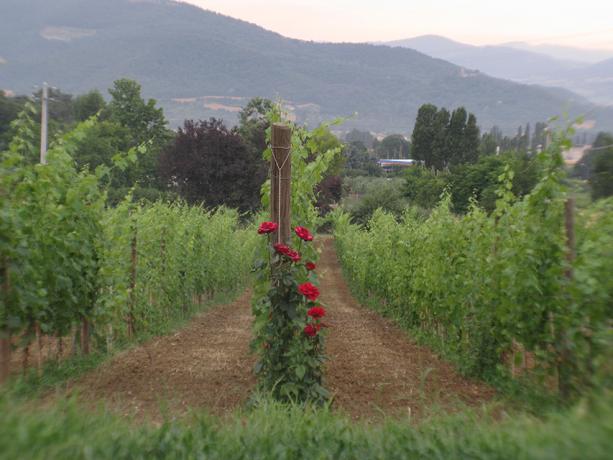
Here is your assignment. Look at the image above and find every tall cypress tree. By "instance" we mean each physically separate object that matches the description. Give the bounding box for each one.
[446,107,467,166]
[431,108,450,170]
[462,113,480,164]
[411,104,438,166]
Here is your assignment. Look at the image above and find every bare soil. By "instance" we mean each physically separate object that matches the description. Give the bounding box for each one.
[49,238,495,422]
[62,290,256,422]
[318,237,495,420]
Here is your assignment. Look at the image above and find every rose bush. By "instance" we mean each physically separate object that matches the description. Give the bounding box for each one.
[251,222,328,404]
[251,114,339,406]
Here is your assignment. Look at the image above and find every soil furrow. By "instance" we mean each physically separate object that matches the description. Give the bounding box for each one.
[59,237,494,422]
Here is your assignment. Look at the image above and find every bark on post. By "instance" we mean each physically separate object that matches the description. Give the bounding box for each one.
[35,322,43,375]
[81,317,90,355]
[558,197,576,399]
[565,198,576,277]
[128,224,137,339]
[270,124,292,244]
[0,337,8,383]
[0,258,10,384]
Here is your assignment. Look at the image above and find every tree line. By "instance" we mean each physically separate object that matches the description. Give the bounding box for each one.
[1,84,338,213]
[3,86,611,218]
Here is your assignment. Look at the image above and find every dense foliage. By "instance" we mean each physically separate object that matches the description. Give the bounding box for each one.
[572,132,613,200]
[334,131,613,397]
[373,134,411,159]
[411,104,480,170]
[159,118,267,212]
[480,122,548,155]
[0,110,256,364]
[403,151,540,213]
[342,141,381,177]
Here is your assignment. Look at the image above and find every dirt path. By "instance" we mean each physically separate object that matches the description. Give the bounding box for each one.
[319,237,495,420]
[58,238,494,422]
[64,290,256,422]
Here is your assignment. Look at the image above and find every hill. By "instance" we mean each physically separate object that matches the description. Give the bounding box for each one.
[1,0,611,133]
[503,42,613,64]
[384,35,582,81]
[384,35,613,107]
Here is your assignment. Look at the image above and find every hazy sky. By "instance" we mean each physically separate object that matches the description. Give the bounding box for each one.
[180,0,613,49]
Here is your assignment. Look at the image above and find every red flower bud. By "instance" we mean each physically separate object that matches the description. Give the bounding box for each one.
[304,324,317,337]
[305,262,316,271]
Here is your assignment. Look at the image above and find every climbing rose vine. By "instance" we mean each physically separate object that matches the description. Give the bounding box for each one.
[251,222,329,404]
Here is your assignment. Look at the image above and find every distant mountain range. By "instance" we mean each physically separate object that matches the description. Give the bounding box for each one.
[502,42,612,64]
[384,35,613,106]
[1,0,612,134]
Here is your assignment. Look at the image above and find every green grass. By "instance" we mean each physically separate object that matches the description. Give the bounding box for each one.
[0,392,611,459]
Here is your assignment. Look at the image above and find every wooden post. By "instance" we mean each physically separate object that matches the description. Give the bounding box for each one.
[270,124,292,244]
[0,258,11,384]
[81,317,90,355]
[0,337,8,383]
[128,224,137,339]
[35,322,43,375]
[57,336,63,359]
[40,82,49,164]
[564,198,575,277]
[558,197,576,398]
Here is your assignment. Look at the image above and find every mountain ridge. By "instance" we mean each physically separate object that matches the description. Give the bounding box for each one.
[383,35,613,106]
[1,0,612,133]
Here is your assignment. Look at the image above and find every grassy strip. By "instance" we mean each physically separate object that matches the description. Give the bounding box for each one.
[4,288,249,399]
[0,392,610,459]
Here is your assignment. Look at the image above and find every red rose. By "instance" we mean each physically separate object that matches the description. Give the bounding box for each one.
[298,282,320,301]
[287,249,301,262]
[305,262,316,271]
[258,221,278,234]
[273,243,301,262]
[304,324,317,337]
[294,226,313,241]
[273,243,289,254]
[307,306,326,320]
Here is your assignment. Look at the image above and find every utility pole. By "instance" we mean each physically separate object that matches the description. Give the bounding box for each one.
[40,82,48,164]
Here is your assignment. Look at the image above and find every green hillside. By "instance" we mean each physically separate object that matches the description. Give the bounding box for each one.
[1,0,611,132]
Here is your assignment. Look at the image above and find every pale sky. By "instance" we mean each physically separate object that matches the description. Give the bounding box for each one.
[180,0,613,50]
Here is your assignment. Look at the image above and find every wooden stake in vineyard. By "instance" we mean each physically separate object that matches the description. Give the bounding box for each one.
[0,258,10,384]
[128,222,137,339]
[270,123,292,244]
[558,197,576,398]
